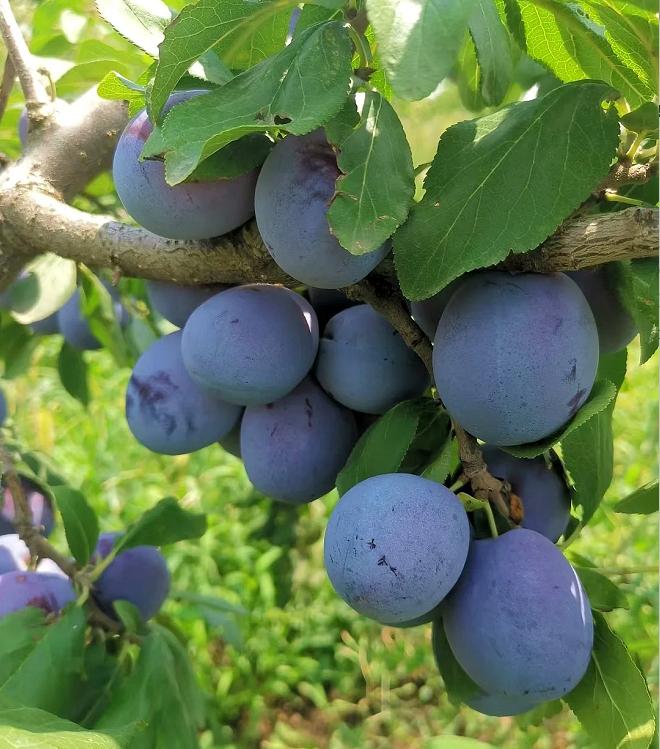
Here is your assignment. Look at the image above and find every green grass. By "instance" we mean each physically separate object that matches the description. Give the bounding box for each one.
[3,333,657,749]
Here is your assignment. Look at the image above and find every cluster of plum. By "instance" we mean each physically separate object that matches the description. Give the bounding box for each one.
[0,476,169,625]
[10,92,638,715]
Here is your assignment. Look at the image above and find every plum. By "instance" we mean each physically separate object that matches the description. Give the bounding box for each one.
[566,266,637,354]
[182,284,317,406]
[0,475,56,537]
[57,281,128,351]
[315,305,429,414]
[0,570,75,620]
[0,388,6,427]
[481,446,570,542]
[30,311,60,335]
[126,330,242,455]
[113,91,257,240]
[307,287,359,331]
[254,130,389,288]
[146,281,229,328]
[410,276,466,339]
[433,272,599,446]
[443,528,593,701]
[0,535,26,574]
[324,473,470,625]
[218,414,243,458]
[241,377,358,504]
[94,532,170,621]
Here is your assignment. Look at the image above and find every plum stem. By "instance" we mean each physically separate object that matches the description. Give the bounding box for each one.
[347,25,372,69]
[604,193,647,208]
[484,502,499,539]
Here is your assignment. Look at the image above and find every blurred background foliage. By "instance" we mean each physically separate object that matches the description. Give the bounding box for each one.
[0,1,658,747]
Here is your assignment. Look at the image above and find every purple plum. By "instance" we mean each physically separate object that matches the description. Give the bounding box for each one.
[0,570,75,619]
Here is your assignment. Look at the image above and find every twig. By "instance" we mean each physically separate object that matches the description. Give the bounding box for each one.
[0,0,48,107]
[0,438,78,577]
[0,56,15,127]
[597,160,657,191]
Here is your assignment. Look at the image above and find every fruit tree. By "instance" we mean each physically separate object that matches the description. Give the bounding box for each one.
[0,0,657,746]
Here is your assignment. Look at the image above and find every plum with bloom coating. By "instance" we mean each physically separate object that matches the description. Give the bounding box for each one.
[443,528,593,701]
[324,473,470,625]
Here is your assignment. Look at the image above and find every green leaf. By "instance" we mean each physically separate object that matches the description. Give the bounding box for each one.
[457,493,489,512]
[0,324,37,381]
[324,93,415,255]
[562,398,615,526]
[0,607,86,715]
[517,0,654,108]
[579,0,659,95]
[160,21,352,184]
[57,342,90,407]
[95,627,201,749]
[614,480,659,514]
[469,0,515,106]
[421,436,457,484]
[367,0,479,100]
[67,640,125,727]
[54,59,133,98]
[620,102,659,134]
[574,567,629,612]
[171,590,247,615]
[597,348,627,390]
[150,0,295,121]
[95,0,173,58]
[9,254,76,325]
[98,71,147,118]
[455,32,488,112]
[115,497,207,552]
[431,619,481,705]
[51,486,99,566]
[564,613,656,749]
[186,133,273,181]
[395,81,619,300]
[0,700,136,749]
[335,399,430,496]
[79,270,132,368]
[504,379,617,459]
[113,601,143,633]
[0,609,49,687]
[609,258,659,364]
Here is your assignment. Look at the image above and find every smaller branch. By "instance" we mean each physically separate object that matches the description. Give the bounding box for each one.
[0,0,48,107]
[0,439,78,577]
[0,57,15,126]
[598,160,657,191]
[345,263,434,378]
[454,424,512,522]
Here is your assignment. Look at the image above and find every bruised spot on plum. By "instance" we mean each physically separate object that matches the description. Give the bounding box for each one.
[131,372,180,436]
[304,397,313,427]
[27,594,57,613]
[563,359,577,383]
[270,425,278,437]
[265,403,274,409]
[553,317,564,334]
[567,387,587,417]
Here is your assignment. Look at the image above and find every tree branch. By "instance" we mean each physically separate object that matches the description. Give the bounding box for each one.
[0,0,48,108]
[0,57,15,126]
[0,439,78,577]
[598,160,657,191]
[503,207,658,273]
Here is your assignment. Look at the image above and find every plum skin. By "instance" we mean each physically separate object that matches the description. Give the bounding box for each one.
[433,272,599,446]
[57,281,128,351]
[94,532,170,621]
[566,266,637,354]
[324,473,470,625]
[254,130,389,288]
[410,276,466,339]
[314,305,430,415]
[146,281,230,329]
[481,446,570,543]
[240,377,358,504]
[0,570,75,620]
[0,475,56,537]
[30,311,60,335]
[181,285,318,407]
[443,528,593,701]
[113,91,257,240]
[126,330,242,455]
